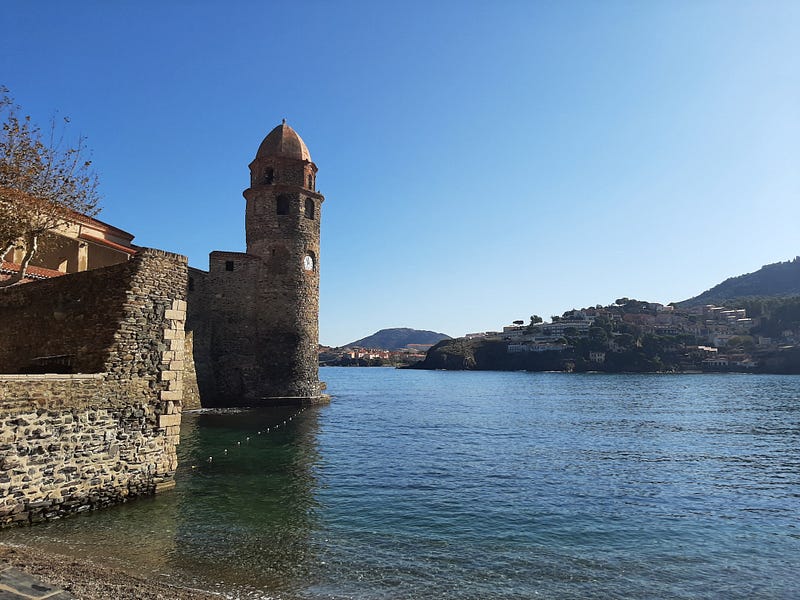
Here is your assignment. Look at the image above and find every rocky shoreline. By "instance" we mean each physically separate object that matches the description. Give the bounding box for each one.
[0,543,222,599]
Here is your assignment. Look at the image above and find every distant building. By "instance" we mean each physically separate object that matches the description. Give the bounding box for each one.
[589,351,606,363]
[501,326,526,339]
[347,348,390,360]
[541,319,593,337]
[703,357,730,368]
[464,332,487,339]
[405,343,435,352]
[508,342,568,353]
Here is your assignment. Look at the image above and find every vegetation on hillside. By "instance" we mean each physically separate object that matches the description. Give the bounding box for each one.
[678,258,800,307]
[735,296,800,339]
[344,327,451,351]
[416,296,800,374]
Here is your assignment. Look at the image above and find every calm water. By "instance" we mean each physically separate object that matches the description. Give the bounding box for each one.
[3,369,800,599]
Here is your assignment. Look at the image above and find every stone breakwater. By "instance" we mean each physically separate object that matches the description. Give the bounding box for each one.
[0,249,188,527]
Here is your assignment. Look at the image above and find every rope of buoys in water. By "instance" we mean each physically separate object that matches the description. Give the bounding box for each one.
[192,406,311,468]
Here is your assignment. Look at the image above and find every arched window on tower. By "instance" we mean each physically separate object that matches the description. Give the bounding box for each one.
[304,198,315,220]
[264,168,274,184]
[276,195,290,215]
[307,174,313,189]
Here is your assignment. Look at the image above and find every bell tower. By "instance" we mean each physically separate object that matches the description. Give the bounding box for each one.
[242,120,324,402]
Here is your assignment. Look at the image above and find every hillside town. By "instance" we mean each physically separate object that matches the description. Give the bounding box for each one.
[437,298,800,373]
[319,344,431,367]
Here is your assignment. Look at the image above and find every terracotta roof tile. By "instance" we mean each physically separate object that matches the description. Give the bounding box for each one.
[1,261,65,280]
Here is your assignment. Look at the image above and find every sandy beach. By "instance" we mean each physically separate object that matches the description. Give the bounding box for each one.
[0,543,222,600]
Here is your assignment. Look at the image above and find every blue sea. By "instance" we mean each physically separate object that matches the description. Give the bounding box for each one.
[3,368,799,598]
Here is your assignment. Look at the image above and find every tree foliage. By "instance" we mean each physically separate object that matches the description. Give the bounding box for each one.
[0,86,100,285]
[741,296,800,338]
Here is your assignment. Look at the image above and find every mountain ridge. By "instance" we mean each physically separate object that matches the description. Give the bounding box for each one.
[344,327,451,350]
[677,257,800,307]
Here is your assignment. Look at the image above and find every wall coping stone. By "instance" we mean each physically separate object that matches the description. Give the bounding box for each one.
[135,246,188,263]
[0,373,106,381]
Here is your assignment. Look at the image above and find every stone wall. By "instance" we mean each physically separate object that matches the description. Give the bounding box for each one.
[187,255,259,405]
[0,248,187,377]
[186,267,213,406]
[207,252,260,402]
[181,332,201,410]
[0,248,188,527]
[0,262,130,374]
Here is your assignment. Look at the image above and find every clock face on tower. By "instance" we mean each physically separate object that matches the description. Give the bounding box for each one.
[303,255,314,271]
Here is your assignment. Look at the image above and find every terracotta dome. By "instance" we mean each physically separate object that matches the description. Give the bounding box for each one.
[255,120,312,162]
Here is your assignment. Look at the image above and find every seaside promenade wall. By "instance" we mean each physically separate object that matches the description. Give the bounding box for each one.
[0,248,188,527]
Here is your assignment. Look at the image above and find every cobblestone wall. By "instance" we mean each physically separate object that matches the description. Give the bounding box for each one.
[0,262,130,374]
[0,248,188,527]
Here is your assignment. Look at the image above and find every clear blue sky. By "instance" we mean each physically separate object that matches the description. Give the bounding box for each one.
[3,1,799,346]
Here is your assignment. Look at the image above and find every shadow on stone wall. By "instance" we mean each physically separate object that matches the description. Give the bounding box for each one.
[0,248,190,527]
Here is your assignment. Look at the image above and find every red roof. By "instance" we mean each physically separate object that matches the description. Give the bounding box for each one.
[79,232,138,255]
[1,260,65,280]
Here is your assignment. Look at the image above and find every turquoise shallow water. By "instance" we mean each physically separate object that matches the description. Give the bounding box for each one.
[3,369,800,598]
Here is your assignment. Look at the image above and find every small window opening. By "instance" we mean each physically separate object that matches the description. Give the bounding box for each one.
[307,174,313,189]
[225,261,235,271]
[304,198,315,220]
[264,168,274,184]
[276,195,290,215]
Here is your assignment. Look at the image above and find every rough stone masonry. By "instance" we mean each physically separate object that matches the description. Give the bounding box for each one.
[0,248,188,526]
[186,121,325,407]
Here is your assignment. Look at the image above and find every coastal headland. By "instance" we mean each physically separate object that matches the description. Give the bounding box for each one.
[414,296,800,374]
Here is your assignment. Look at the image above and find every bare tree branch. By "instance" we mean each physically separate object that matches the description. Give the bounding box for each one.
[0,86,101,285]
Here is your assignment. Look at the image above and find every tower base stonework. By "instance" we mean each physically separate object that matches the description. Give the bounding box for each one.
[186,122,325,408]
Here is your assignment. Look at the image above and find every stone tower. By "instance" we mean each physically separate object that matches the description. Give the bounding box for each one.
[185,121,324,406]
[243,120,324,402]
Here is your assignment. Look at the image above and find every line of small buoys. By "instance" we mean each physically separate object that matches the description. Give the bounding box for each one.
[191,405,310,469]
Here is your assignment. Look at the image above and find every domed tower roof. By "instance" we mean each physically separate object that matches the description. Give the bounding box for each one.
[255,120,312,162]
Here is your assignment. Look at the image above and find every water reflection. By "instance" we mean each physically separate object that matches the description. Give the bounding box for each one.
[3,371,800,599]
[0,406,324,598]
[169,408,322,594]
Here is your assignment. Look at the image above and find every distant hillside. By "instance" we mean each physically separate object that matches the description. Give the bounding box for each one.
[678,257,800,308]
[345,328,451,350]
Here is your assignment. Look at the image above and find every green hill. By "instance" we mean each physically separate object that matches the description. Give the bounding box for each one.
[678,257,800,307]
[345,328,451,350]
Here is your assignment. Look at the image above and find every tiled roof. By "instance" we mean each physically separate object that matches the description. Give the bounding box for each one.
[0,261,65,280]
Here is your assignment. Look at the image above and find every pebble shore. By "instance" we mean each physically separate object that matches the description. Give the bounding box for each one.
[0,543,222,599]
